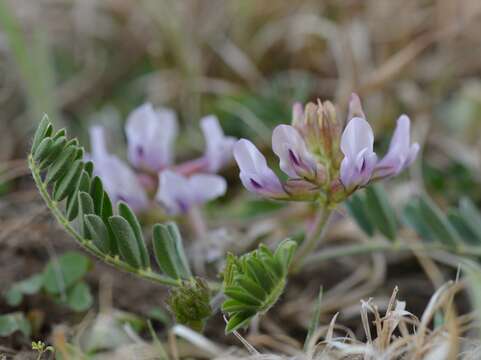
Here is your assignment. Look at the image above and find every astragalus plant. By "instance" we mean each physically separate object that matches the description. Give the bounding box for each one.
[28,93,419,335]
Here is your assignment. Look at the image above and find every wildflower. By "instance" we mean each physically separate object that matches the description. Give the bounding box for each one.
[373,115,420,179]
[88,126,149,211]
[156,170,227,215]
[234,93,419,204]
[89,103,237,214]
[125,103,178,172]
[339,116,378,190]
[233,139,287,199]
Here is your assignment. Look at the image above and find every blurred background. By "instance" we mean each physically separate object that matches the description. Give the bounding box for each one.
[1,0,481,358]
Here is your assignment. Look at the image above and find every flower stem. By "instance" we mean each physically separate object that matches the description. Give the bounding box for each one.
[290,205,333,272]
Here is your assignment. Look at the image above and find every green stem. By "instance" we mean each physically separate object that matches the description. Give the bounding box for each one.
[28,155,180,288]
[291,205,332,272]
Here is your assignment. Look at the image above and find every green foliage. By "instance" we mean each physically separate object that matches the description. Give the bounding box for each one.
[167,278,212,332]
[347,183,481,250]
[28,116,188,288]
[346,184,397,240]
[5,274,43,306]
[221,239,297,333]
[5,252,93,312]
[43,251,91,294]
[0,312,31,338]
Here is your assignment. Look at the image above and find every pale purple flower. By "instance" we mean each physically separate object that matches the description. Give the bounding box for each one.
[339,117,378,189]
[156,170,227,215]
[89,126,149,211]
[271,125,317,179]
[233,139,287,199]
[374,115,419,179]
[125,103,178,172]
[200,115,236,172]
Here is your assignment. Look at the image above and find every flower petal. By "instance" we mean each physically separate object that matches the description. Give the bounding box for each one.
[272,124,317,179]
[200,115,236,172]
[156,170,190,214]
[156,170,227,214]
[126,103,178,171]
[233,139,286,198]
[340,117,374,159]
[340,150,377,189]
[190,174,227,203]
[375,115,419,178]
[89,125,148,211]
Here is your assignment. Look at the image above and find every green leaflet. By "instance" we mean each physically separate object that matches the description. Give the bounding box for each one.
[364,185,397,241]
[33,136,53,162]
[152,223,191,280]
[109,216,142,268]
[78,191,95,238]
[459,198,481,241]
[89,176,104,215]
[345,192,375,236]
[52,160,84,201]
[39,135,67,169]
[45,145,77,184]
[118,202,150,269]
[31,114,52,154]
[222,239,297,333]
[418,195,461,247]
[84,214,112,254]
[66,170,91,222]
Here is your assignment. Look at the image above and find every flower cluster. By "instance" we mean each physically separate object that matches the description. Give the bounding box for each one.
[234,94,419,205]
[88,103,236,214]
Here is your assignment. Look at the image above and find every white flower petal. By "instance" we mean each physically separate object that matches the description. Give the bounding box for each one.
[340,117,374,159]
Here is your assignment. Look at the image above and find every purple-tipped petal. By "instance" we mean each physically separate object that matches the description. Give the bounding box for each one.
[88,126,148,211]
[200,115,236,172]
[272,125,317,179]
[125,103,178,172]
[374,115,419,178]
[156,170,226,214]
[233,139,286,199]
[339,117,377,189]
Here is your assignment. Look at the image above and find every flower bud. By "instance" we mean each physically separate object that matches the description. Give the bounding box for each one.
[167,278,212,332]
[317,100,343,168]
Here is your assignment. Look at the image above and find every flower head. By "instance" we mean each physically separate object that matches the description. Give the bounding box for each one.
[234,93,419,204]
[125,103,178,172]
[89,126,149,211]
[156,170,227,215]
